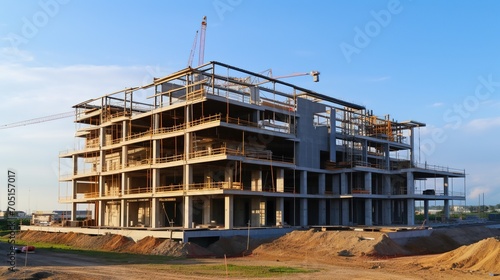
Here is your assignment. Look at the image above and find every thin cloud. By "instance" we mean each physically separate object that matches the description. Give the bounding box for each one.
[431,102,444,108]
[465,117,500,131]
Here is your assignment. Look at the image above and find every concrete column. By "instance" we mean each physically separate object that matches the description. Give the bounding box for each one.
[152,169,159,194]
[329,109,337,162]
[276,168,284,192]
[364,199,372,226]
[184,196,192,228]
[151,198,159,228]
[330,199,340,225]
[98,200,104,226]
[362,139,368,162]
[424,200,429,222]
[341,199,350,225]
[407,199,415,225]
[318,173,325,195]
[409,127,415,164]
[152,132,160,193]
[99,175,104,197]
[99,126,105,172]
[318,199,326,225]
[126,201,129,227]
[300,171,307,194]
[443,176,449,195]
[72,155,77,175]
[71,203,77,221]
[407,172,414,195]
[184,105,192,191]
[122,119,128,169]
[120,199,125,227]
[340,173,347,194]
[276,197,284,226]
[443,201,450,221]
[251,170,262,191]
[224,195,233,229]
[443,176,450,221]
[364,172,372,193]
[300,198,308,226]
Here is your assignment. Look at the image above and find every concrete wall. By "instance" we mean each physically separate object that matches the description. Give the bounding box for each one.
[295,98,329,169]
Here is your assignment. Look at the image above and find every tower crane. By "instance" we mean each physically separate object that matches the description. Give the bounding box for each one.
[0,111,74,130]
[187,16,207,67]
[198,16,207,66]
[187,30,199,67]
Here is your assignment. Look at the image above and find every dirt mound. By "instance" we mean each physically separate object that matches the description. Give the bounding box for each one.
[421,237,500,273]
[402,225,500,254]
[252,229,409,261]
[16,231,198,257]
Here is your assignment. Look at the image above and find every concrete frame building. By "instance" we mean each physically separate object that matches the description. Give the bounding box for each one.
[59,61,465,233]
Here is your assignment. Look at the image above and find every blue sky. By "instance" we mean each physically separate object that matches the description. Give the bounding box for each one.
[1,0,500,212]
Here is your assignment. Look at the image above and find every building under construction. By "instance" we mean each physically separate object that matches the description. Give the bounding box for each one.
[58,61,465,238]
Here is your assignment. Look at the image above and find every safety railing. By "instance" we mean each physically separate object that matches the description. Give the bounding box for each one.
[188,114,221,127]
[156,184,183,192]
[156,154,184,164]
[126,158,152,168]
[188,181,243,190]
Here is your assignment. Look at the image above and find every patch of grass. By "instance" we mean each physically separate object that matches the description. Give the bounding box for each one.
[161,264,318,278]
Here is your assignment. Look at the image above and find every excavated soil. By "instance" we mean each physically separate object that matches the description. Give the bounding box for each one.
[420,237,500,273]
[252,229,410,259]
[16,230,213,257]
[11,224,500,279]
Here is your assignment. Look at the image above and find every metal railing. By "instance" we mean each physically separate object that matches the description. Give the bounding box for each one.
[188,113,221,127]
[413,162,465,174]
[126,158,152,168]
[188,181,242,190]
[155,154,184,164]
[156,184,183,192]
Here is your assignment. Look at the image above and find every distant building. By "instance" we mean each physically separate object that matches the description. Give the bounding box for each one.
[31,211,56,226]
[0,211,28,219]
[53,210,92,221]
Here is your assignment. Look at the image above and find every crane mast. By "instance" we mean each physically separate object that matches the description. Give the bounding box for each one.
[198,16,207,66]
[187,30,198,67]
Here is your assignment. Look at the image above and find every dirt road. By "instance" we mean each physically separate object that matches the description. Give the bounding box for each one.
[0,242,490,280]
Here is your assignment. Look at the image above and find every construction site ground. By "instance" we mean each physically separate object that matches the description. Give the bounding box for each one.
[1,224,499,279]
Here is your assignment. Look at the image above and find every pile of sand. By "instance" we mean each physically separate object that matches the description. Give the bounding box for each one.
[252,229,409,260]
[421,237,500,273]
[16,230,212,257]
[402,226,500,254]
